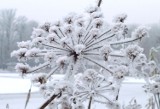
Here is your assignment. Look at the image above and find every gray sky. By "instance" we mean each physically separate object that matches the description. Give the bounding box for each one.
[0,0,160,24]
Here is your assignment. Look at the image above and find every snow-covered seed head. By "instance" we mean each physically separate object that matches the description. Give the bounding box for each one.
[64,24,74,35]
[134,53,147,65]
[90,28,99,38]
[56,56,68,68]
[123,99,142,109]
[86,6,99,14]
[49,26,58,34]
[132,26,149,39]
[32,37,44,45]
[60,37,70,47]
[53,20,62,27]
[31,73,47,86]
[93,18,103,28]
[64,13,76,24]
[106,102,120,109]
[44,52,55,62]
[148,61,157,70]
[74,44,85,54]
[54,81,73,95]
[125,45,143,60]
[99,44,112,61]
[83,69,98,82]
[11,48,28,61]
[15,63,30,75]
[25,48,40,57]
[150,75,160,83]
[91,11,103,19]
[112,23,128,35]
[113,66,128,81]
[76,19,85,27]
[113,13,127,23]
[17,41,32,49]
[46,33,57,44]
[40,22,50,32]
[31,28,45,38]
[144,83,160,94]
[76,28,85,38]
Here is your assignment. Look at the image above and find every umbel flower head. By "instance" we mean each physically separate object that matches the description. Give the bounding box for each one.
[11,2,153,109]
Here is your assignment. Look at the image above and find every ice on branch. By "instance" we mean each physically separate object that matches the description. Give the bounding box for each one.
[113,13,127,23]
[31,28,46,38]
[31,73,47,86]
[11,48,27,61]
[17,40,32,49]
[15,63,30,75]
[132,26,149,39]
[25,48,40,57]
[56,56,69,67]
[125,45,143,60]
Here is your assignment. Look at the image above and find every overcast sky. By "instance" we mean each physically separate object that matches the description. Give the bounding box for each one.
[0,0,160,24]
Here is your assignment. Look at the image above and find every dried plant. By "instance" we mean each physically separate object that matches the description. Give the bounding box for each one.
[11,1,158,109]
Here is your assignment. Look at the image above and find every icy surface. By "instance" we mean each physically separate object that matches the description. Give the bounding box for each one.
[0,72,150,109]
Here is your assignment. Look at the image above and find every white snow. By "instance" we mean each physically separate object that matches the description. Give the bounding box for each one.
[0,72,150,109]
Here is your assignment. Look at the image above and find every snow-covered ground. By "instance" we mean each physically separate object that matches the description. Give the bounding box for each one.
[0,71,151,109]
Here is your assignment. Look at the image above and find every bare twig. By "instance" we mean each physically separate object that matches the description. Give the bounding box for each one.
[88,96,92,109]
[39,92,62,109]
[97,0,102,7]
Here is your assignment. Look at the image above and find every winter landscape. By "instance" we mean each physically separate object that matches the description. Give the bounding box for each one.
[0,0,160,109]
[0,71,150,109]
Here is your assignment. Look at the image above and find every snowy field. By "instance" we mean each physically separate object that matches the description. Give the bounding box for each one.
[0,71,151,109]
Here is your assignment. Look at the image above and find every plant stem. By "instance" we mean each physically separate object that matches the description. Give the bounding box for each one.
[42,43,69,51]
[86,34,115,49]
[154,94,159,109]
[46,66,60,79]
[83,56,113,74]
[98,0,102,7]
[39,92,62,109]
[88,96,92,109]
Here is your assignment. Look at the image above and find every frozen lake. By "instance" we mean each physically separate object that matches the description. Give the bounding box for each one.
[0,72,151,109]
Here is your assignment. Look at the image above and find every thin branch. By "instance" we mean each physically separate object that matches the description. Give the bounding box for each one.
[83,56,113,74]
[83,52,99,56]
[55,32,61,39]
[86,39,94,46]
[46,66,60,79]
[28,62,50,73]
[109,53,125,57]
[39,92,62,109]
[58,28,66,37]
[94,100,107,104]
[154,94,160,109]
[86,19,92,31]
[96,93,113,104]
[65,43,74,51]
[88,96,92,109]
[86,34,115,49]
[42,43,69,51]
[97,29,111,39]
[110,37,144,45]
[83,26,93,43]
[115,89,120,101]
[98,82,113,89]
[85,29,111,46]
[97,0,102,7]
[83,46,102,52]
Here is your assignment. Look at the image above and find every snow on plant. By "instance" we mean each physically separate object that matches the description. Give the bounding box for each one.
[11,1,157,109]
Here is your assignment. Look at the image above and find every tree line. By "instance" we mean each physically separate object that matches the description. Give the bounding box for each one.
[0,9,38,69]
